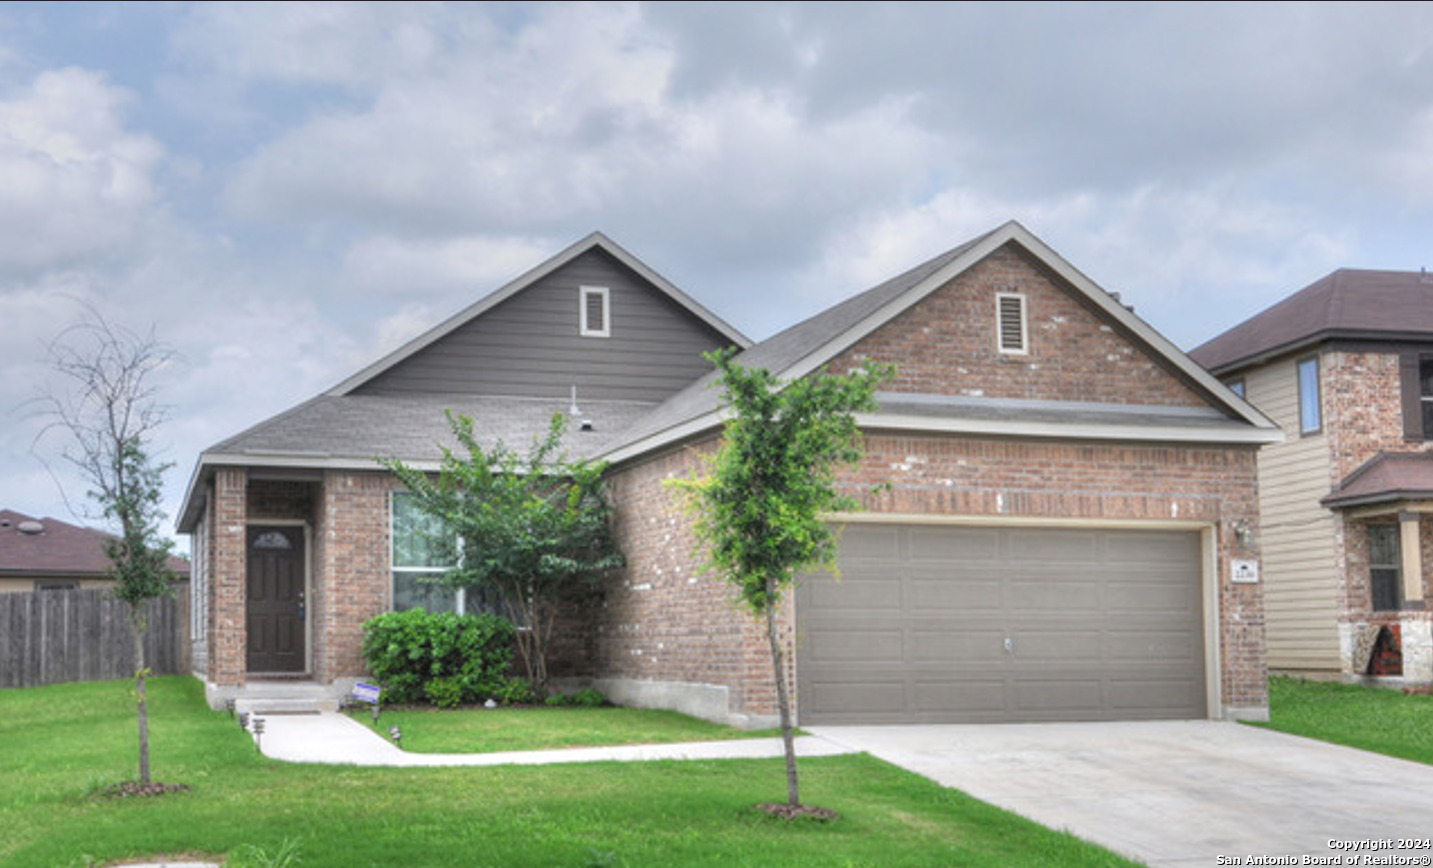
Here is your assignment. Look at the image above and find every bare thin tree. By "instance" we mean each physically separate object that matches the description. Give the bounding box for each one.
[39,309,179,785]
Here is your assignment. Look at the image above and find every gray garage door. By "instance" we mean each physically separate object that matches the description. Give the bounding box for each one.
[795,524,1206,724]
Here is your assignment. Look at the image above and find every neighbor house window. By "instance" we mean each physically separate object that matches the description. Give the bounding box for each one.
[390,492,462,614]
[1367,523,1402,612]
[580,286,610,337]
[995,292,1028,355]
[1297,356,1321,435]
[1420,358,1433,438]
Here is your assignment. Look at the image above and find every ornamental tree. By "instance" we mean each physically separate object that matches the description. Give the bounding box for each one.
[41,313,179,785]
[381,411,624,692]
[671,348,893,809]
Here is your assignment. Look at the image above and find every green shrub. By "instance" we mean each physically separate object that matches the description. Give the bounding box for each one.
[546,687,608,708]
[492,676,538,706]
[361,609,516,706]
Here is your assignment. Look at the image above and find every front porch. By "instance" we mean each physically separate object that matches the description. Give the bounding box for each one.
[1324,452,1433,685]
[189,467,400,709]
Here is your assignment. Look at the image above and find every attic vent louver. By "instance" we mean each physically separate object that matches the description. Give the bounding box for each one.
[580,286,610,337]
[996,293,1027,355]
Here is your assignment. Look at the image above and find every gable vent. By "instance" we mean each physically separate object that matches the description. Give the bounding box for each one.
[996,293,1027,355]
[580,286,610,337]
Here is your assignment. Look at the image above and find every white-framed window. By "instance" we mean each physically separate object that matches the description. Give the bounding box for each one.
[390,491,463,614]
[580,286,610,337]
[995,292,1028,355]
[1297,355,1321,435]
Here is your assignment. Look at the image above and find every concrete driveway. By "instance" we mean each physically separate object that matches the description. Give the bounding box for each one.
[808,721,1433,868]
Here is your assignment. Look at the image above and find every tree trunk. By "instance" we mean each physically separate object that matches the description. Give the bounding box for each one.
[131,608,150,784]
[765,588,800,806]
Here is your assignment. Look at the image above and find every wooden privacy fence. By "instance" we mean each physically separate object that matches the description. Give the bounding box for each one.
[0,587,190,689]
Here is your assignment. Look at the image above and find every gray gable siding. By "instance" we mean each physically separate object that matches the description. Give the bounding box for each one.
[352,249,737,401]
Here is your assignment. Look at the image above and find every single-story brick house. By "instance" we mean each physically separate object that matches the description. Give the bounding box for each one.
[179,221,1280,724]
[1190,269,1433,685]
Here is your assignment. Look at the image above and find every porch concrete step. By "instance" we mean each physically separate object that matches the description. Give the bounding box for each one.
[235,696,338,715]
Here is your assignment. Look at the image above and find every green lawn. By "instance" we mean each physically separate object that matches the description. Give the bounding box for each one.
[350,704,781,753]
[1252,675,1433,765]
[0,677,1142,868]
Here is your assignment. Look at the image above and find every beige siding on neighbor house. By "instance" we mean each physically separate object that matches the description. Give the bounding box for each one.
[1246,356,1340,671]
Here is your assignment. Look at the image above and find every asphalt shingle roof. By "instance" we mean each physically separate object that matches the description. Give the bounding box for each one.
[1189,269,1433,373]
[0,509,190,578]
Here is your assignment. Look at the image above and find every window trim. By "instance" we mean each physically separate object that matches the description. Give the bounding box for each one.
[1418,356,1433,441]
[579,285,611,338]
[1296,355,1321,436]
[390,491,465,614]
[995,292,1028,356]
[1367,522,1402,613]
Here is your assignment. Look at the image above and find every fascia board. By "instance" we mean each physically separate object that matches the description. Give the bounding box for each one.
[857,412,1285,445]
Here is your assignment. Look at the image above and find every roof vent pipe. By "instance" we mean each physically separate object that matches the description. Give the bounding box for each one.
[17,520,44,535]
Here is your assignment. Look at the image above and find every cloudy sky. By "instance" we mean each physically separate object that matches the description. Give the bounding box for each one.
[4,1,1433,549]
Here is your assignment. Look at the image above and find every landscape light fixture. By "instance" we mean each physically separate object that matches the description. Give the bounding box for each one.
[389,724,403,748]
[251,717,266,751]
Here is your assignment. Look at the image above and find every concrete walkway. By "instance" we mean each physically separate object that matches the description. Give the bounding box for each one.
[243,710,854,766]
[809,721,1433,868]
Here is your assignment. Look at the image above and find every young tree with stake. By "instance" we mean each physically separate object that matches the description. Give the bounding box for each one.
[41,313,179,786]
[672,348,893,811]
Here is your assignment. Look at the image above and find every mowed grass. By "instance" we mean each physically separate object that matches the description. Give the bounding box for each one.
[1252,675,1433,765]
[350,703,780,753]
[1,677,1143,868]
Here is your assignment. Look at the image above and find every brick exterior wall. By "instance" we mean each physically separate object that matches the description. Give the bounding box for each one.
[826,247,1209,408]
[596,432,1266,719]
[208,468,247,686]
[1320,350,1433,676]
[596,442,782,719]
[313,470,398,683]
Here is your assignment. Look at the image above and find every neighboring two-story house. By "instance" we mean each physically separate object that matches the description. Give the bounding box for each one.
[1190,269,1433,685]
[180,222,1280,724]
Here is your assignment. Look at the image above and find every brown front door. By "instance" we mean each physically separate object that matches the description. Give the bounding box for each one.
[246,526,306,673]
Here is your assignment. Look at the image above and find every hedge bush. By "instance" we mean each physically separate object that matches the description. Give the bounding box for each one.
[360,609,516,707]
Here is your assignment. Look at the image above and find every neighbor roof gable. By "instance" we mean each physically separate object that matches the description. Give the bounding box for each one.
[1190,268,1433,374]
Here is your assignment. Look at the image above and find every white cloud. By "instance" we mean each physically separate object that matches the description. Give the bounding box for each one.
[342,234,558,298]
[0,67,164,272]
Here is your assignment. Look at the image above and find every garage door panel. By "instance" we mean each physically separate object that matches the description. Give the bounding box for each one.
[805,680,906,715]
[1106,532,1202,563]
[806,629,903,663]
[1006,579,1101,611]
[909,526,1001,561]
[912,577,1002,610]
[911,628,1006,661]
[803,578,901,612]
[1105,678,1204,713]
[835,525,902,558]
[796,524,1207,725]
[1110,581,1200,613]
[1009,631,1103,661]
[1105,630,1201,660]
[1010,530,1099,563]
[913,678,1007,713]
[1012,678,1104,715]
